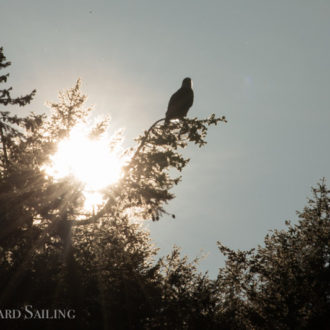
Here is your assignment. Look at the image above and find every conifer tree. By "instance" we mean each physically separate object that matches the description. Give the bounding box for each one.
[216,180,330,329]
[0,47,36,171]
[0,47,227,329]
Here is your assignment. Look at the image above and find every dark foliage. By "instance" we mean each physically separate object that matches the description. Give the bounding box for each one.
[0,48,226,329]
[0,48,328,329]
[216,180,330,329]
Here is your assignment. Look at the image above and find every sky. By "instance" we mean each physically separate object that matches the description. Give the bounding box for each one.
[1,0,330,277]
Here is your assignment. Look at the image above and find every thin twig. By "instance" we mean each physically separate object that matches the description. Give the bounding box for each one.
[128,118,165,165]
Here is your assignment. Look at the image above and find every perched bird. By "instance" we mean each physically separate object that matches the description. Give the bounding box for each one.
[165,77,194,124]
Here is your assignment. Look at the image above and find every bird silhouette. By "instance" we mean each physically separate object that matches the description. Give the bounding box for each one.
[165,77,194,125]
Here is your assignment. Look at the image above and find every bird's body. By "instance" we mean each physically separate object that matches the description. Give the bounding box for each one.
[165,77,194,124]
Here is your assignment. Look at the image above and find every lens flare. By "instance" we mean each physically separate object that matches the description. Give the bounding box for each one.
[44,124,127,211]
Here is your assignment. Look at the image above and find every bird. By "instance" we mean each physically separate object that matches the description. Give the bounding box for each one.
[165,77,194,125]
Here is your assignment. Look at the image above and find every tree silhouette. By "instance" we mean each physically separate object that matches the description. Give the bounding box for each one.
[0,47,226,329]
[216,180,330,329]
[0,47,36,170]
[1,47,328,330]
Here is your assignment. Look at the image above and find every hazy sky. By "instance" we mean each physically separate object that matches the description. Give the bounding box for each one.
[1,0,330,277]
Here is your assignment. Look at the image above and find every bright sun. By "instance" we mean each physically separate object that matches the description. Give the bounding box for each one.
[45,124,127,212]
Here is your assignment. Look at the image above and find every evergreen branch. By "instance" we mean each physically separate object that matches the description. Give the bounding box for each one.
[72,117,166,226]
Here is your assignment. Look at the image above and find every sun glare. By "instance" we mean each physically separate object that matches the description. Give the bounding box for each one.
[45,124,127,212]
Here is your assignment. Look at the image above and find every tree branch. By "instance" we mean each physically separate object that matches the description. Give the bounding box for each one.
[72,117,166,226]
[0,124,9,170]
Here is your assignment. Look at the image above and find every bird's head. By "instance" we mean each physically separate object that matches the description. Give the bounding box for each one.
[182,77,192,89]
